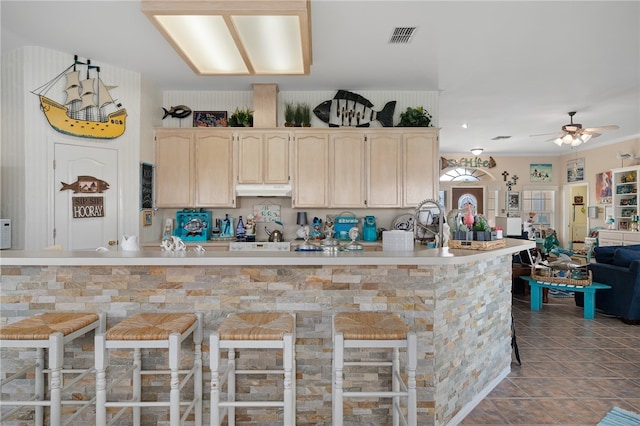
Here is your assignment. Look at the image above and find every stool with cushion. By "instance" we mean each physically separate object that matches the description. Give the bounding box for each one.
[332,312,417,426]
[210,312,296,425]
[0,312,103,426]
[94,312,202,426]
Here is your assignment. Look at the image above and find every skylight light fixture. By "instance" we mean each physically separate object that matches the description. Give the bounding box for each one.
[142,0,312,75]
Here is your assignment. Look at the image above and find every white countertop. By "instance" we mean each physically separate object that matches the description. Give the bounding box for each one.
[0,239,534,267]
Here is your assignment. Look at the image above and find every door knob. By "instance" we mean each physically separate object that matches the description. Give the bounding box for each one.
[108,240,117,246]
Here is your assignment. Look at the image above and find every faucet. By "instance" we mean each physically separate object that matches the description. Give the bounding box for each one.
[414,198,444,247]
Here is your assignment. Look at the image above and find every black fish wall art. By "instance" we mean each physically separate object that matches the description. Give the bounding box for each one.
[162,105,192,119]
[313,90,396,127]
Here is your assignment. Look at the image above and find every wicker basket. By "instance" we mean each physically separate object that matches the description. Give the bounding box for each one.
[531,269,592,286]
[448,239,506,251]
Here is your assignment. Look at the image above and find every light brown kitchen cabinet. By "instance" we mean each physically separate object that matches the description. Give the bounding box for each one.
[402,130,439,207]
[366,131,402,208]
[330,132,366,208]
[155,129,235,208]
[293,132,330,207]
[237,131,290,184]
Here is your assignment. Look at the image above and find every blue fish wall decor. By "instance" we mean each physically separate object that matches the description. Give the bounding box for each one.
[162,105,192,119]
[313,90,396,127]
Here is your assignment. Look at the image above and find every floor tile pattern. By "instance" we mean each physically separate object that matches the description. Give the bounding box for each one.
[462,295,640,425]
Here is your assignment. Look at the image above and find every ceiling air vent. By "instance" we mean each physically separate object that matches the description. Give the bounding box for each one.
[389,27,417,44]
[491,136,512,140]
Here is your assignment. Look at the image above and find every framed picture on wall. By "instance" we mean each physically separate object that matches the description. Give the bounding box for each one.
[507,191,520,211]
[530,163,552,182]
[193,111,227,127]
[567,157,585,182]
[619,220,629,231]
[595,171,612,204]
[142,209,152,226]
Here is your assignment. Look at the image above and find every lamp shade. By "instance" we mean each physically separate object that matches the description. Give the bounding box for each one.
[296,211,308,226]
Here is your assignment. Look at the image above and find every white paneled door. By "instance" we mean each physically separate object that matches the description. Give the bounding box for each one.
[54,143,118,250]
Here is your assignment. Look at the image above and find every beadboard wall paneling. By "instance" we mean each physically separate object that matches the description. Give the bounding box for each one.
[2,46,144,250]
[162,90,439,128]
[0,48,26,249]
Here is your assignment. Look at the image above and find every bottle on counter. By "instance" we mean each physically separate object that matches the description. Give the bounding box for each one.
[236,215,245,238]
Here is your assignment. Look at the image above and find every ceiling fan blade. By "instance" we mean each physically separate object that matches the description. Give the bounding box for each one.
[584,125,619,132]
[582,131,601,138]
[530,132,562,137]
[545,136,562,143]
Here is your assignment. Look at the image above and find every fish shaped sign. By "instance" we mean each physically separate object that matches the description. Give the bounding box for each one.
[60,175,110,193]
[313,90,396,127]
[162,105,192,119]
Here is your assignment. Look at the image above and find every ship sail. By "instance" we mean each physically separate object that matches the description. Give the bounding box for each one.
[32,55,127,140]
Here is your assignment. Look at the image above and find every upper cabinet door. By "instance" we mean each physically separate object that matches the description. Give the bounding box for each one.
[194,131,235,207]
[155,130,194,207]
[366,132,402,208]
[263,132,290,184]
[330,132,366,208]
[237,131,290,184]
[293,132,329,207]
[403,130,438,207]
[237,132,263,184]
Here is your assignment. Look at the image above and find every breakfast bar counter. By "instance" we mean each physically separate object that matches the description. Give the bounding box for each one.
[1,238,533,425]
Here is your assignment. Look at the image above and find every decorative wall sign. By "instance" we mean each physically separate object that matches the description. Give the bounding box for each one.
[441,156,497,169]
[142,209,152,226]
[595,171,612,204]
[162,105,192,120]
[140,162,153,209]
[72,196,104,218]
[567,157,585,182]
[193,111,227,127]
[530,164,552,182]
[32,55,127,139]
[60,175,109,193]
[253,202,281,222]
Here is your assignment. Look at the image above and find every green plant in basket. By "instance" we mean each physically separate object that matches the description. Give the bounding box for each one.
[397,106,432,127]
[229,107,253,127]
[284,103,295,127]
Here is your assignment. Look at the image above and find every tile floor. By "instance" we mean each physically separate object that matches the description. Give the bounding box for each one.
[462,293,640,425]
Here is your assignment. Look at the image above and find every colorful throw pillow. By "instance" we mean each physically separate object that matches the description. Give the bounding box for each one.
[612,248,640,268]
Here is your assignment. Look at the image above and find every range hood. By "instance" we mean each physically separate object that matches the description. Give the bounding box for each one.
[235,184,292,197]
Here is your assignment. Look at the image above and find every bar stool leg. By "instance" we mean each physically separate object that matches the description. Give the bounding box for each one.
[49,332,63,426]
[132,348,142,426]
[210,333,221,426]
[35,347,45,426]
[228,348,236,426]
[283,334,294,425]
[194,313,203,426]
[392,347,400,426]
[169,333,180,426]
[333,332,344,426]
[407,332,417,426]
[95,333,107,426]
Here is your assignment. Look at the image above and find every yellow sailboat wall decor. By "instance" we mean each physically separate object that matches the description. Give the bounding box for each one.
[32,55,127,139]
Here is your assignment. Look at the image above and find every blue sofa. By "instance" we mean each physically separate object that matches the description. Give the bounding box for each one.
[575,244,640,323]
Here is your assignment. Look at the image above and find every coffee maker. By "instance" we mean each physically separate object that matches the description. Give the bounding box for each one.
[362,215,377,241]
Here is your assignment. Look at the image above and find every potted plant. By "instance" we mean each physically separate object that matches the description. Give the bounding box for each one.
[397,106,432,127]
[301,103,311,127]
[228,107,253,127]
[294,104,304,127]
[284,103,295,127]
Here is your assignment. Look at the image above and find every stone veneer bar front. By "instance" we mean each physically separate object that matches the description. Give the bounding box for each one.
[0,239,533,425]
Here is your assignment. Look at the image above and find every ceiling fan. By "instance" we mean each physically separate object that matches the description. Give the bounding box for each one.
[532,111,619,147]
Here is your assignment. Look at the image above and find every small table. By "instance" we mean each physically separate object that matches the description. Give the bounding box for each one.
[521,276,612,320]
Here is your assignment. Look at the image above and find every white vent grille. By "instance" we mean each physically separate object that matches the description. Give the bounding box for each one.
[389,27,417,44]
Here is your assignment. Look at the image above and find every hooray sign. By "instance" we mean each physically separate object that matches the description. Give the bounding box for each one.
[72,196,104,218]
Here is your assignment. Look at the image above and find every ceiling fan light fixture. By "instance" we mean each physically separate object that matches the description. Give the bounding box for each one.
[552,138,563,147]
[470,148,483,156]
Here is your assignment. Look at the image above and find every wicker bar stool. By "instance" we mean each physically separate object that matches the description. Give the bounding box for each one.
[210,312,296,426]
[0,312,104,426]
[95,312,203,426]
[332,312,417,426]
